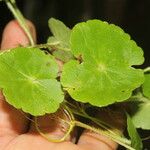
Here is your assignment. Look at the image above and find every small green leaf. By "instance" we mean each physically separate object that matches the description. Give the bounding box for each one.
[131,100,150,130]
[0,47,64,116]
[130,75,150,129]
[61,20,144,107]
[142,74,150,98]
[127,114,143,150]
[48,18,71,51]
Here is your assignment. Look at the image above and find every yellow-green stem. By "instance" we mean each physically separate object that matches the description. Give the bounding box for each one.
[29,43,71,51]
[71,109,131,145]
[75,120,135,150]
[34,117,75,143]
[5,0,35,46]
[144,67,150,73]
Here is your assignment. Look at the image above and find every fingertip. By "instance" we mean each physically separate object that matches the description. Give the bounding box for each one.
[1,19,36,50]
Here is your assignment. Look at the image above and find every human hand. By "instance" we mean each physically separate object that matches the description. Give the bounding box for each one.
[0,20,118,150]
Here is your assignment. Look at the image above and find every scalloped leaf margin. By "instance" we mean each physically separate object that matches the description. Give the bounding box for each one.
[61,19,144,107]
[0,47,64,116]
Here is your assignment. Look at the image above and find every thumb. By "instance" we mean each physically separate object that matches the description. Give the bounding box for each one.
[0,20,36,148]
[1,20,36,50]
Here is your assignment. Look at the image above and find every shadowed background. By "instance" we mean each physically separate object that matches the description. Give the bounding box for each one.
[0,0,150,149]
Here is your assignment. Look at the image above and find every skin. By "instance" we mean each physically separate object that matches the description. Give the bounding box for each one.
[0,20,118,150]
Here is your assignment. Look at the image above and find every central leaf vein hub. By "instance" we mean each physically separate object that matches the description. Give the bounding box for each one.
[97,63,106,72]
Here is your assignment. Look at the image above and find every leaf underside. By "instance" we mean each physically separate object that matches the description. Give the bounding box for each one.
[0,47,64,116]
[61,20,144,107]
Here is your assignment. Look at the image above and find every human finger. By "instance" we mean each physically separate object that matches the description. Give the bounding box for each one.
[0,20,36,148]
[1,20,36,50]
[77,130,117,150]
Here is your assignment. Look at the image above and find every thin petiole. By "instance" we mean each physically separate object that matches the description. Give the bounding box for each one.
[5,0,35,46]
[72,110,131,145]
[75,120,135,150]
[28,43,71,51]
[34,117,75,143]
[143,67,150,73]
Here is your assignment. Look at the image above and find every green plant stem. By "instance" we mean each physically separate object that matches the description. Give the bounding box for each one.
[35,117,75,142]
[72,110,131,145]
[2,43,71,52]
[66,101,131,145]
[35,115,134,149]
[5,0,35,46]
[29,43,57,49]
[66,101,115,129]
[74,120,135,150]
[35,106,133,149]
[142,136,150,141]
[29,43,70,51]
[130,94,149,103]
[85,115,130,144]
[66,105,132,147]
[144,67,150,73]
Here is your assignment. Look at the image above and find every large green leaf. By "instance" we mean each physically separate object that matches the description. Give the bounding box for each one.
[0,47,64,116]
[61,20,144,107]
[127,114,143,150]
[48,18,71,51]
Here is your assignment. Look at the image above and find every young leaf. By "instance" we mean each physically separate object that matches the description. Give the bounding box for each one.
[127,114,143,150]
[0,47,64,116]
[142,74,150,98]
[61,20,144,107]
[53,50,74,62]
[48,18,71,51]
[47,36,60,46]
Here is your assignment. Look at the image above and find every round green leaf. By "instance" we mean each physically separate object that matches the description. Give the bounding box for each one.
[61,20,144,107]
[0,47,64,116]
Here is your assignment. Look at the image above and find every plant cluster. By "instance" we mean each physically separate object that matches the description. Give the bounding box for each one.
[0,0,150,149]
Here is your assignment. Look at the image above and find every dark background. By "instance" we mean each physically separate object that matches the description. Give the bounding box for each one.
[0,0,150,149]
